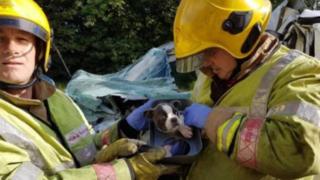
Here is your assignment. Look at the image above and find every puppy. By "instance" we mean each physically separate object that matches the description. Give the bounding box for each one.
[144,100,193,138]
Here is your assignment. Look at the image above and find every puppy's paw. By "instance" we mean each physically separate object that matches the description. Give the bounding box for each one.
[178,125,193,138]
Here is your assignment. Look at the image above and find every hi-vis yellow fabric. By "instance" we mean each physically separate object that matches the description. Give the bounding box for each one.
[187,46,320,180]
[191,71,214,106]
[0,88,131,179]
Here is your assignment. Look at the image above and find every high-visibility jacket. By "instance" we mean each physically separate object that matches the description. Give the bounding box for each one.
[0,84,130,180]
[188,45,320,179]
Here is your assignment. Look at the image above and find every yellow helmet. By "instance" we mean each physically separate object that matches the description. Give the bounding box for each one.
[0,0,51,72]
[174,0,271,73]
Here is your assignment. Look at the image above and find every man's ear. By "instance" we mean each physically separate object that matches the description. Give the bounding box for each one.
[144,109,154,119]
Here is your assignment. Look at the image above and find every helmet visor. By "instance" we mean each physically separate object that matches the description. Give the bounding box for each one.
[0,17,48,42]
[176,50,206,73]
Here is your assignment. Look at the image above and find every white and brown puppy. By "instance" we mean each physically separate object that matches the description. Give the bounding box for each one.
[144,100,193,138]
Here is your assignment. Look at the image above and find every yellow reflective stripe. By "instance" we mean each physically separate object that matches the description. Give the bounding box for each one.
[217,113,243,152]
[12,162,43,180]
[267,101,320,126]
[250,50,301,118]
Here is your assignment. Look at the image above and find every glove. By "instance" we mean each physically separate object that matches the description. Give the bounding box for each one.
[95,138,146,163]
[126,99,155,130]
[127,148,181,180]
[183,103,212,128]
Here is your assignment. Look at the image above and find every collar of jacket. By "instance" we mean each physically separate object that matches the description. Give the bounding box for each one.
[236,32,280,81]
[0,79,56,107]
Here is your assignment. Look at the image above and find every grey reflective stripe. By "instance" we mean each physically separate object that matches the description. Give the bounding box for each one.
[314,23,320,59]
[65,124,90,146]
[250,50,301,118]
[0,117,46,169]
[62,96,97,166]
[53,161,75,173]
[221,113,243,152]
[65,124,97,166]
[267,101,320,127]
[12,162,43,180]
[0,117,74,174]
[313,174,320,180]
[237,50,302,168]
[74,143,97,166]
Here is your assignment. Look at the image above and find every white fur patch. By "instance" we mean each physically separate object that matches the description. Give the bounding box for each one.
[161,104,183,132]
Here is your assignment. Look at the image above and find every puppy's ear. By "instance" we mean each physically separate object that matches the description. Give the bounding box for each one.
[171,99,192,110]
[170,100,182,110]
[144,109,154,119]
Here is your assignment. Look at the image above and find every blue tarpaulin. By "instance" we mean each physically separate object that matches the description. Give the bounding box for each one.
[66,43,190,131]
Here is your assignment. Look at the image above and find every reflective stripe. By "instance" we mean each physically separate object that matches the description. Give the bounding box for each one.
[250,50,301,118]
[0,117,46,169]
[0,116,74,173]
[92,159,132,180]
[12,162,43,180]
[52,161,75,173]
[60,94,97,166]
[314,23,320,59]
[65,124,90,146]
[237,50,301,168]
[74,143,97,166]
[221,113,243,152]
[267,101,320,127]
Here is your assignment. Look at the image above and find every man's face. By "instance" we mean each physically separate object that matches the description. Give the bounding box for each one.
[0,27,37,85]
[200,48,237,80]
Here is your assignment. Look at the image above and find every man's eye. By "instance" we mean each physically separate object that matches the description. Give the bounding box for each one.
[17,37,29,43]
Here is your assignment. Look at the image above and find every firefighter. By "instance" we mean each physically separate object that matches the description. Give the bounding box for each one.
[0,0,177,179]
[171,0,320,179]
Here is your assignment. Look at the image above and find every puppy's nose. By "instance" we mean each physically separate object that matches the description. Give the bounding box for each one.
[171,118,178,126]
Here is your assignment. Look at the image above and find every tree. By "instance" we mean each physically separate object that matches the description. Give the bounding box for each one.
[38,0,316,80]
[37,0,179,79]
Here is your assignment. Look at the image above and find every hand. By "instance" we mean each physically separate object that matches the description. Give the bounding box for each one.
[127,148,180,180]
[126,99,155,130]
[95,138,145,163]
[183,103,212,128]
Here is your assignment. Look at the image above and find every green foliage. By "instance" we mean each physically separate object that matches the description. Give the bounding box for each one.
[38,0,316,80]
[37,0,179,79]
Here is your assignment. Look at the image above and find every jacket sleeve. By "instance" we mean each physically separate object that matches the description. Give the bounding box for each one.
[94,119,141,148]
[94,121,120,148]
[0,139,132,180]
[233,55,320,178]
